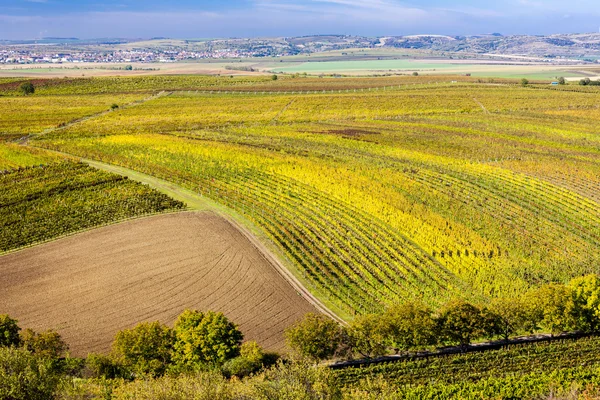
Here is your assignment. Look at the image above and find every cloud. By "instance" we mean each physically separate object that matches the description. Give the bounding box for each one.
[1,0,600,39]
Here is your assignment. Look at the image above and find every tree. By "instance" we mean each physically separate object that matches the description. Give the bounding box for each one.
[0,347,60,400]
[580,78,591,86]
[347,314,388,358]
[558,77,566,85]
[112,321,175,377]
[526,284,577,335]
[568,274,600,332]
[19,82,35,95]
[221,341,267,378]
[412,72,419,76]
[0,314,21,348]
[110,103,119,110]
[20,329,68,359]
[124,65,133,71]
[173,310,243,368]
[384,302,438,353]
[489,297,529,339]
[86,353,129,379]
[285,313,344,362]
[521,78,529,86]
[271,74,278,81]
[437,300,490,346]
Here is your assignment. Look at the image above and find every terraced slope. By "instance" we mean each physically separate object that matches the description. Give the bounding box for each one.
[0,212,317,355]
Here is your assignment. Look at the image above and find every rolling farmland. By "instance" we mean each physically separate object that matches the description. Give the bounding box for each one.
[0,212,318,355]
[25,76,600,319]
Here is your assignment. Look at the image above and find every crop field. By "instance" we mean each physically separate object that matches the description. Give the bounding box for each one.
[0,162,184,252]
[0,75,597,322]
[21,77,598,319]
[0,143,62,170]
[338,336,600,399]
[0,93,148,139]
[0,212,318,355]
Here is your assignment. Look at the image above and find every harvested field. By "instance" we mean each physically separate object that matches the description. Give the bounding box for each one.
[0,211,317,356]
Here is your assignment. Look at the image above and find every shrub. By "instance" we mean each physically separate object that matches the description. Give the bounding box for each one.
[173,310,243,369]
[112,321,175,377]
[0,314,21,348]
[21,329,68,359]
[0,347,60,400]
[285,313,344,361]
[521,78,529,86]
[86,353,130,380]
[19,82,35,95]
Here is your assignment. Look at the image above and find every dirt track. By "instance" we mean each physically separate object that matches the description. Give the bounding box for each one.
[0,212,317,355]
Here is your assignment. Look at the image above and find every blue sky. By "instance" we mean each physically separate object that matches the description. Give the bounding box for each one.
[1,0,599,40]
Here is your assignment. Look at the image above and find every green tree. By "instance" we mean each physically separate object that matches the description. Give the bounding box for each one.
[521,78,529,86]
[384,302,438,353]
[527,284,577,334]
[112,321,174,377]
[110,103,119,110]
[20,329,68,359]
[19,82,35,95]
[0,314,21,348]
[173,310,243,368]
[271,74,278,80]
[558,77,566,85]
[285,313,344,362]
[86,353,129,379]
[412,72,419,76]
[347,314,388,358]
[221,341,266,378]
[569,274,600,332]
[489,297,529,339]
[0,347,60,400]
[124,65,133,71]
[438,300,490,346]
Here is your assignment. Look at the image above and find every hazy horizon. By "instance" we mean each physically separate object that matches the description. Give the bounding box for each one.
[1,0,600,41]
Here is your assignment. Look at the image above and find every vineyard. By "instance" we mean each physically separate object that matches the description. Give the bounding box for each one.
[23,77,598,319]
[0,74,595,319]
[339,336,600,399]
[0,162,184,252]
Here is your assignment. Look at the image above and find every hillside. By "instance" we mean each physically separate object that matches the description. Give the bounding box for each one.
[0,212,318,355]
[16,75,598,319]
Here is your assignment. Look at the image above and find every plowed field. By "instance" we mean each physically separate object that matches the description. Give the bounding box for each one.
[0,211,317,355]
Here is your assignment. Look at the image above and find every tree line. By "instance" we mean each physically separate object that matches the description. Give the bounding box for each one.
[285,274,600,361]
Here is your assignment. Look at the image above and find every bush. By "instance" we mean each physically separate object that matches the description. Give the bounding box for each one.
[0,314,21,348]
[112,321,175,377]
[521,78,529,86]
[19,82,35,95]
[110,103,119,110]
[285,313,344,361]
[173,310,243,369]
[21,329,68,359]
[271,74,278,81]
[86,353,130,380]
[0,347,60,400]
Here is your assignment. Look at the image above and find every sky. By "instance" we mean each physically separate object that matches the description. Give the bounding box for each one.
[1,0,600,40]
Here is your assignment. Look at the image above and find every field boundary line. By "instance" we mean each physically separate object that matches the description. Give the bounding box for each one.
[22,147,346,325]
[473,97,490,114]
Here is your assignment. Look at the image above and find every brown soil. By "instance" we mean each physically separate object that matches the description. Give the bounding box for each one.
[0,211,317,356]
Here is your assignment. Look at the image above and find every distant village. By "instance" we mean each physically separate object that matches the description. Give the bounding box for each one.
[0,48,280,64]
